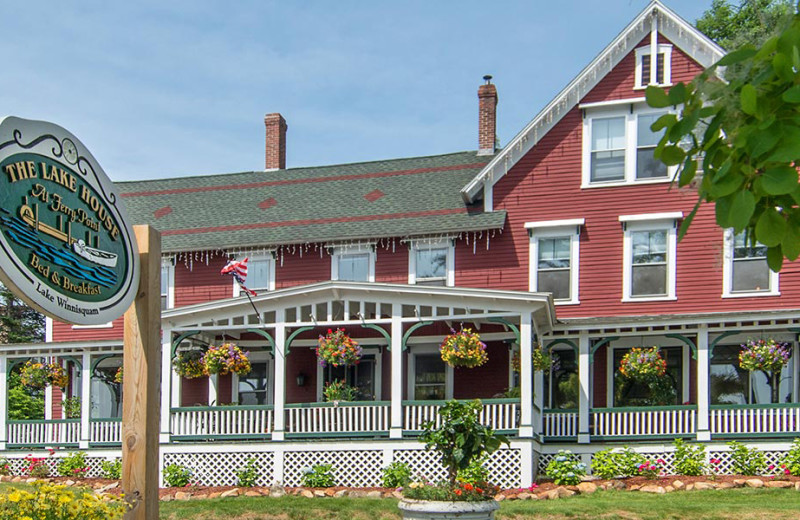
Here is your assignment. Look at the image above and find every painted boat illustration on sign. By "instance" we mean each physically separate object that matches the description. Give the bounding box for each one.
[19,204,118,268]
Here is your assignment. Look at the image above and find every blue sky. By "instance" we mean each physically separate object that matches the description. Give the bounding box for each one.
[0,1,714,182]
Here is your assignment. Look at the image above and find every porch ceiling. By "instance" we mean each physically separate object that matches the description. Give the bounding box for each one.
[162,281,555,336]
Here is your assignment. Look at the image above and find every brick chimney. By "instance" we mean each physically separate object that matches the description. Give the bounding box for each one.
[477,75,498,156]
[264,113,287,170]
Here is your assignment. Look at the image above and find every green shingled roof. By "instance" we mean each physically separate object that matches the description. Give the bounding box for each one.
[116,151,505,252]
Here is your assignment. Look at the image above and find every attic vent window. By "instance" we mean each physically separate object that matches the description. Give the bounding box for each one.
[635,44,672,89]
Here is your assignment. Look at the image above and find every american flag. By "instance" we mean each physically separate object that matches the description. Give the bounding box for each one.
[221,257,257,296]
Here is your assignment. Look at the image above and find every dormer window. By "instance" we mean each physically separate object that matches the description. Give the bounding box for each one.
[635,44,672,89]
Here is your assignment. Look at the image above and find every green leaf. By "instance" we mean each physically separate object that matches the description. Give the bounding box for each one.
[747,125,780,158]
[767,246,784,272]
[761,166,799,195]
[782,225,800,261]
[709,170,744,198]
[667,83,687,105]
[740,84,757,116]
[715,196,733,228]
[651,113,677,132]
[755,208,787,247]
[773,52,794,82]
[678,201,701,242]
[659,145,685,166]
[645,85,672,108]
[678,159,697,187]
[783,85,800,104]
[717,47,757,66]
[728,190,756,232]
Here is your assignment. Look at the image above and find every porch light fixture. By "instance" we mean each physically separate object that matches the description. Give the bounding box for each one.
[296,372,307,387]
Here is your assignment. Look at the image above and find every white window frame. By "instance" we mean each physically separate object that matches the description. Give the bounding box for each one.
[620,213,681,302]
[581,100,674,188]
[408,239,455,287]
[635,44,673,89]
[232,351,274,405]
[315,347,382,402]
[330,244,376,282]
[232,254,275,296]
[606,340,690,406]
[161,257,175,310]
[525,219,583,305]
[408,345,453,400]
[721,229,780,298]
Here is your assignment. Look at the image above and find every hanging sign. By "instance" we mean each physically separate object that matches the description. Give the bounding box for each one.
[0,116,139,325]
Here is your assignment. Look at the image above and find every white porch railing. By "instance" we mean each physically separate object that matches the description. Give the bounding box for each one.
[7,419,80,447]
[592,406,697,438]
[285,402,390,436]
[402,399,519,432]
[542,410,578,438]
[90,418,121,445]
[710,404,800,436]
[171,406,274,439]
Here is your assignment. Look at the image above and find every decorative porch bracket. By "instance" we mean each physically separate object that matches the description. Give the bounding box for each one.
[544,338,578,354]
[359,323,392,350]
[589,337,619,363]
[170,331,201,357]
[401,321,433,351]
[245,328,275,352]
[90,354,117,372]
[709,330,741,354]
[285,326,314,355]
[488,317,521,345]
[665,333,697,359]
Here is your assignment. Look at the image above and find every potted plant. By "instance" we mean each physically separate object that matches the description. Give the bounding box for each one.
[317,328,361,367]
[739,338,791,403]
[440,328,488,368]
[202,343,252,376]
[398,399,508,520]
[322,379,358,402]
[19,360,69,389]
[172,350,208,379]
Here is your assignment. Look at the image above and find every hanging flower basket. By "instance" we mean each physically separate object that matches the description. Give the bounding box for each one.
[202,343,252,376]
[619,346,667,382]
[20,360,69,389]
[114,366,124,384]
[739,338,791,372]
[173,350,209,379]
[511,345,558,373]
[440,328,488,368]
[317,328,361,367]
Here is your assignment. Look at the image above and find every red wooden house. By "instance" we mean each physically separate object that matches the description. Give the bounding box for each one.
[2,1,798,487]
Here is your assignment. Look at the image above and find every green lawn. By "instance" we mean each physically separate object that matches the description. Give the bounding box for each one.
[158,489,800,520]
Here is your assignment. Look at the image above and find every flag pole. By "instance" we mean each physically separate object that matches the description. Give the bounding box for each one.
[241,282,263,326]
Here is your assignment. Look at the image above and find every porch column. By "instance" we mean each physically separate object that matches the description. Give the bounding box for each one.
[79,352,91,449]
[577,331,591,443]
[208,375,218,406]
[0,354,7,450]
[518,312,534,438]
[272,315,286,441]
[44,384,53,421]
[696,325,710,441]
[160,328,173,443]
[389,303,403,439]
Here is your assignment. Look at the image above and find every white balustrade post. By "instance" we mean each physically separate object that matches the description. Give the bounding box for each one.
[0,355,7,450]
[160,328,173,443]
[578,331,591,443]
[208,374,218,406]
[79,352,91,449]
[518,313,534,438]
[272,316,286,441]
[696,325,710,441]
[390,304,403,439]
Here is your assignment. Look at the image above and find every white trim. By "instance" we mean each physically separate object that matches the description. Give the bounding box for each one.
[330,245,376,283]
[45,317,53,342]
[234,352,274,405]
[528,221,582,305]
[634,44,673,89]
[316,347,382,402]
[72,322,113,330]
[461,0,725,203]
[408,240,455,287]
[621,218,678,302]
[162,257,175,310]
[233,254,275,296]
[619,212,683,223]
[721,229,780,298]
[408,344,453,401]
[606,339,690,406]
[578,97,647,110]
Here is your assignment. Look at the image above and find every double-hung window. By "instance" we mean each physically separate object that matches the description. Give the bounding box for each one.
[526,219,583,305]
[582,101,670,187]
[722,230,779,297]
[620,213,680,301]
[331,244,375,282]
[233,254,275,296]
[409,240,454,286]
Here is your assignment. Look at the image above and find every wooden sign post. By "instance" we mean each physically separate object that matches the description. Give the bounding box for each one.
[122,225,161,519]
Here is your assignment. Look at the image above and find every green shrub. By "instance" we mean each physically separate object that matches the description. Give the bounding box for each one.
[457,457,489,486]
[728,441,765,475]
[673,438,706,476]
[781,438,800,476]
[235,458,261,487]
[163,463,193,487]
[57,451,88,478]
[381,461,411,488]
[301,464,335,487]
[101,458,122,479]
[545,450,586,485]
[24,455,49,478]
[0,458,11,476]
[61,396,81,419]
[591,447,645,479]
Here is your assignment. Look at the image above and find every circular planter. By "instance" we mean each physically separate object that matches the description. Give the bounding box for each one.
[398,498,500,520]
